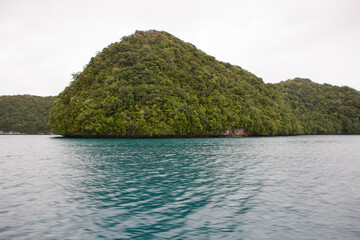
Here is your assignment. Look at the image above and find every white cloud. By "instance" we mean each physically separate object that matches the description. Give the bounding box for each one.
[0,0,359,96]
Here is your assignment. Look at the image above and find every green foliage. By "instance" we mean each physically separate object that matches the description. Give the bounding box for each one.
[0,95,55,134]
[271,78,360,134]
[48,30,360,137]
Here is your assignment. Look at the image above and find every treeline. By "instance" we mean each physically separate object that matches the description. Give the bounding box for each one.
[272,78,360,134]
[2,31,359,136]
[48,30,360,137]
[0,95,55,134]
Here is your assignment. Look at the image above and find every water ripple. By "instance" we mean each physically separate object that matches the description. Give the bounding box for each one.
[1,135,360,239]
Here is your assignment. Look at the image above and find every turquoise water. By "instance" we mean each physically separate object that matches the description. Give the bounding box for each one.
[0,135,360,239]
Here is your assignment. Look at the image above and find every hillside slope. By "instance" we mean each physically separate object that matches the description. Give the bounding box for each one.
[0,95,55,134]
[272,78,360,134]
[49,30,360,137]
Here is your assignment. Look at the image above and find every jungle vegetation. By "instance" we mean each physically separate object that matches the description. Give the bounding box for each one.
[272,78,360,134]
[11,30,359,137]
[0,95,55,134]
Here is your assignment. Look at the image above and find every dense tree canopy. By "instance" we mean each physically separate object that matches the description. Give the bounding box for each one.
[0,95,55,134]
[272,78,360,134]
[43,30,360,137]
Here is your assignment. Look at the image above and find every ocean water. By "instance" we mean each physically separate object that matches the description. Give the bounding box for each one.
[0,135,360,239]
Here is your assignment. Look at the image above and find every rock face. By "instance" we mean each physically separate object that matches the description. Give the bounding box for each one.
[0,130,22,135]
[62,128,256,138]
[49,30,360,138]
[223,128,257,137]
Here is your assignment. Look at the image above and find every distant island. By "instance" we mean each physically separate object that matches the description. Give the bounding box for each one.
[0,95,55,134]
[1,30,360,137]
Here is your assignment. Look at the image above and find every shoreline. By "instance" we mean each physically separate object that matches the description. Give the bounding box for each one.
[0,131,53,135]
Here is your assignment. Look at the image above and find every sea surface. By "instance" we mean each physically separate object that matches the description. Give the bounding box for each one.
[0,135,360,239]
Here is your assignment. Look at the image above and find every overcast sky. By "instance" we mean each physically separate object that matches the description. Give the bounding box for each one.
[1,0,359,96]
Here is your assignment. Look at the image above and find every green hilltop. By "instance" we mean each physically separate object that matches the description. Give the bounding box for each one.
[48,30,360,137]
[0,95,55,134]
[273,78,360,134]
[3,30,358,137]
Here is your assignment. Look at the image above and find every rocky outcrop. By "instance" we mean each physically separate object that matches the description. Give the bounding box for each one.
[62,128,257,138]
[223,128,257,137]
[0,130,23,135]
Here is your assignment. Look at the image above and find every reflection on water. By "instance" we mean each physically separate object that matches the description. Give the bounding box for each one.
[1,136,360,239]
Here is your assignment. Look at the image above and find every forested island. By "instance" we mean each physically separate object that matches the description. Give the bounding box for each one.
[0,95,55,134]
[1,30,360,137]
[47,30,360,137]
